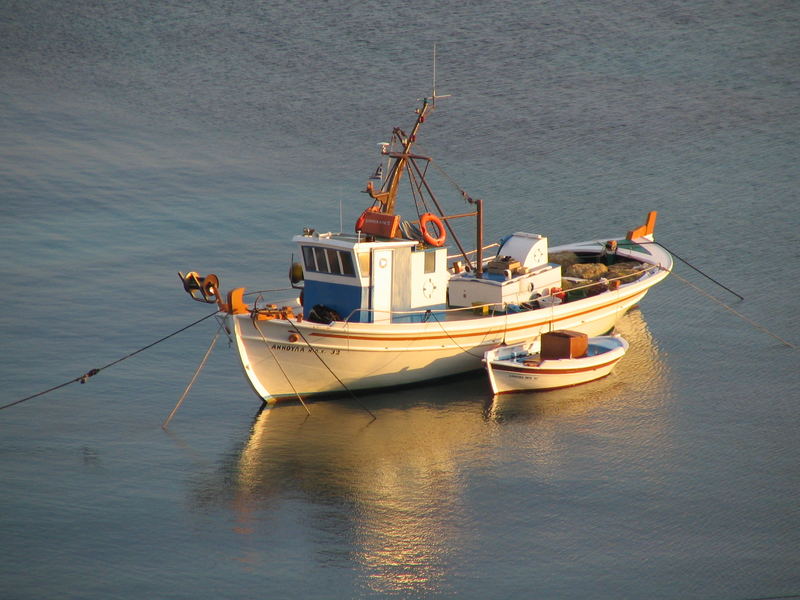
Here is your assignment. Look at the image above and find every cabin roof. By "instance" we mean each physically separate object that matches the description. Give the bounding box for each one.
[292,232,419,251]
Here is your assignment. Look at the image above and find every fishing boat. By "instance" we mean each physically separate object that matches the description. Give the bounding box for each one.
[179,95,672,404]
[483,330,629,394]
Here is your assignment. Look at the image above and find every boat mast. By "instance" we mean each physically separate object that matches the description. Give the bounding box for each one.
[367,46,451,216]
[367,97,434,216]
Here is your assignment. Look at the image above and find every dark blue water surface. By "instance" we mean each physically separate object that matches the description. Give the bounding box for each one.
[2,1,798,598]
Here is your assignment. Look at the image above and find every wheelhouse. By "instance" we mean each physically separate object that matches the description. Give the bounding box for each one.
[294,232,449,323]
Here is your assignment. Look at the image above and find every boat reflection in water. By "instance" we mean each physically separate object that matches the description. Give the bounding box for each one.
[198,380,489,595]
[193,307,668,595]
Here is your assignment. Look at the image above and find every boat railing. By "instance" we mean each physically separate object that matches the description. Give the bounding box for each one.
[336,263,661,325]
[448,242,500,261]
[340,302,495,325]
[247,289,303,312]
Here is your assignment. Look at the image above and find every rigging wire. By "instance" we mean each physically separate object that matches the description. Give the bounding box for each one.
[407,142,474,204]
[1,310,221,412]
[421,148,471,198]
[405,162,431,217]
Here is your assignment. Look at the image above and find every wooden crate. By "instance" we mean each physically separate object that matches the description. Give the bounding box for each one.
[540,330,588,359]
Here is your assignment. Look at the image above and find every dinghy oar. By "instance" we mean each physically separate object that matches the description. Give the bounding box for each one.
[162,326,222,430]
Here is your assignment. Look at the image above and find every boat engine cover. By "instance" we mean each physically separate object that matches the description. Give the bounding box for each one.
[497,233,549,269]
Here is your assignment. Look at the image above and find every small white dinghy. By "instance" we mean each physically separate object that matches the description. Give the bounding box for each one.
[484,330,629,394]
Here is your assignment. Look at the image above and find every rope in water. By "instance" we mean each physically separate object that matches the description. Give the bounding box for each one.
[665,268,796,349]
[622,240,794,348]
[644,241,744,301]
[0,310,220,412]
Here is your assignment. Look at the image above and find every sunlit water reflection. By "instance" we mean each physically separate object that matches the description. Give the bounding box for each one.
[188,308,674,595]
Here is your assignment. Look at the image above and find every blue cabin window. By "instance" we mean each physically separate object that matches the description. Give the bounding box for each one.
[339,252,356,276]
[326,248,342,274]
[302,245,357,277]
[302,246,316,270]
[313,247,328,271]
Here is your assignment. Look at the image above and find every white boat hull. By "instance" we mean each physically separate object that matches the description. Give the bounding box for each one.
[484,335,629,394]
[229,239,668,402]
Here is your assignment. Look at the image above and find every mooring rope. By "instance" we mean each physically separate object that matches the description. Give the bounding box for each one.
[252,319,311,415]
[291,325,376,421]
[1,310,221,412]
[644,241,744,300]
[428,311,488,359]
[665,268,796,349]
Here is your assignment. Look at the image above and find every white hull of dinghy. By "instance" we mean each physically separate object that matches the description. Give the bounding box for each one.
[484,335,629,394]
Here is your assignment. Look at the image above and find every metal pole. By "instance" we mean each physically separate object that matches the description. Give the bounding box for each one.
[476,199,484,278]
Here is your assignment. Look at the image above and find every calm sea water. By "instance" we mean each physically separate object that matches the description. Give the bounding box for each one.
[2,1,799,598]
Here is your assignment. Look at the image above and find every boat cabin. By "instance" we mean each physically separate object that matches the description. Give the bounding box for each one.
[448,232,562,311]
[294,232,449,323]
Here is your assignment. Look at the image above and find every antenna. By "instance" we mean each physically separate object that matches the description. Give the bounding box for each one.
[433,43,437,99]
[431,43,451,105]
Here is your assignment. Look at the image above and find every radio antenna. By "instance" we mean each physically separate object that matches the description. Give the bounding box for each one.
[431,44,451,105]
[433,44,437,99]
